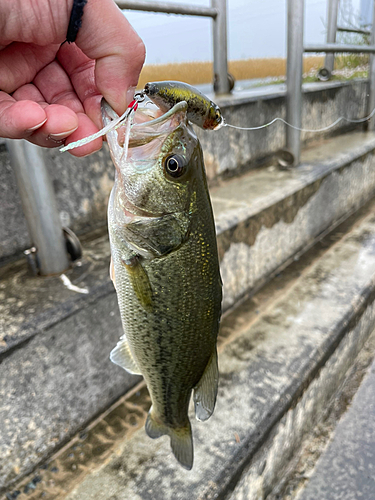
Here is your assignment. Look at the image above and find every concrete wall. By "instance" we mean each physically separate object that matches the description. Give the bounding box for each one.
[199,80,368,179]
[0,80,369,263]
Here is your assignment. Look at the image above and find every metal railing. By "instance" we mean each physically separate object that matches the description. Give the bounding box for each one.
[337,25,371,35]
[11,0,374,273]
[319,0,340,80]
[286,0,375,166]
[116,0,231,95]
[7,0,230,276]
[317,0,372,80]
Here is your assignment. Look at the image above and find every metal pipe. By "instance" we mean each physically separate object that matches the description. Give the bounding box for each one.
[337,25,371,35]
[305,43,375,52]
[6,140,69,275]
[116,0,217,17]
[324,0,340,75]
[211,0,230,95]
[360,0,373,27]
[286,0,304,167]
[116,0,229,94]
[367,0,375,130]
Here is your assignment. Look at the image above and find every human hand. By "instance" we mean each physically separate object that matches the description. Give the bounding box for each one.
[0,0,145,156]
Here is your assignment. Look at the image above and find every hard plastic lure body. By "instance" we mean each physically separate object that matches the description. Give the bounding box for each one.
[144,81,223,130]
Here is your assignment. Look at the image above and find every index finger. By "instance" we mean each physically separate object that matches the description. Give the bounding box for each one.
[0,92,47,139]
[75,0,145,115]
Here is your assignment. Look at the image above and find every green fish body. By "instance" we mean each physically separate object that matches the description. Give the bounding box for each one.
[102,99,222,470]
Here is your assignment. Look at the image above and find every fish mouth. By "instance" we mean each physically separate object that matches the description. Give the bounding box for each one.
[102,98,190,219]
[101,99,188,149]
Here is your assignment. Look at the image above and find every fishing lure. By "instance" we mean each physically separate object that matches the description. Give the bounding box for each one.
[143,81,224,130]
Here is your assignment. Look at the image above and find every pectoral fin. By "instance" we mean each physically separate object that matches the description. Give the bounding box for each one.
[122,256,153,311]
[193,349,219,422]
[109,257,116,290]
[110,335,142,375]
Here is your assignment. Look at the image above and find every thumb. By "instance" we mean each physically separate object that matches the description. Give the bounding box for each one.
[75,0,145,114]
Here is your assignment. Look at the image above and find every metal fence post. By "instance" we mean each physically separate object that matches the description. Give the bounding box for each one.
[211,0,230,94]
[286,0,305,166]
[368,0,375,130]
[319,0,340,80]
[6,140,70,275]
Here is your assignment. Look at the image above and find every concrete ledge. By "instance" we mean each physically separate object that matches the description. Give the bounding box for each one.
[61,200,375,500]
[0,282,142,490]
[2,130,375,489]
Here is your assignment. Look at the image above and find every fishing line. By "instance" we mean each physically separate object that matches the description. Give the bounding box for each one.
[60,98,375,153]
[223,106,375,133]
[60,97,142,153]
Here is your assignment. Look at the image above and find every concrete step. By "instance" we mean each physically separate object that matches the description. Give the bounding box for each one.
[296,352,375,500]
[0,79,369,263]
[2,130,375,491]
[4,187,375,500]
[212,130,375,309]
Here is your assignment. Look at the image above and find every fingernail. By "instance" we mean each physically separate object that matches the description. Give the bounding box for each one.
[26,118,47,132]
[49,127,78,140]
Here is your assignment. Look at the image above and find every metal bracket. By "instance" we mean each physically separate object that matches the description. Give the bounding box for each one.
[24,247,39,276]
[63,227,82,262]
[277,149,295,169]
[24,228,82,275]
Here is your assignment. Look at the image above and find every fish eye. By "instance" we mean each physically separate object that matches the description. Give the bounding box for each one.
[165,155,186,178]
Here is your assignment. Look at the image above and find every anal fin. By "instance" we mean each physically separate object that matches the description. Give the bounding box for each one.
[110,336,142,375]
[193,349,219,422]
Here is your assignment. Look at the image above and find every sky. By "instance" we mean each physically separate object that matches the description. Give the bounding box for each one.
[122,0,364,65]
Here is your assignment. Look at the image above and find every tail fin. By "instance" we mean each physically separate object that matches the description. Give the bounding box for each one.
[145,409,194,470]
[170,423,193,470]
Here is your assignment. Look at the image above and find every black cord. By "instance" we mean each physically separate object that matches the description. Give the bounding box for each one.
[65,0,88,43]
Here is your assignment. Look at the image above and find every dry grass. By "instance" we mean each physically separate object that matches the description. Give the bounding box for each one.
[137,56,324,88]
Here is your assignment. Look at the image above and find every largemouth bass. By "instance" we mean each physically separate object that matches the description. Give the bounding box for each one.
[102,97,222,470]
